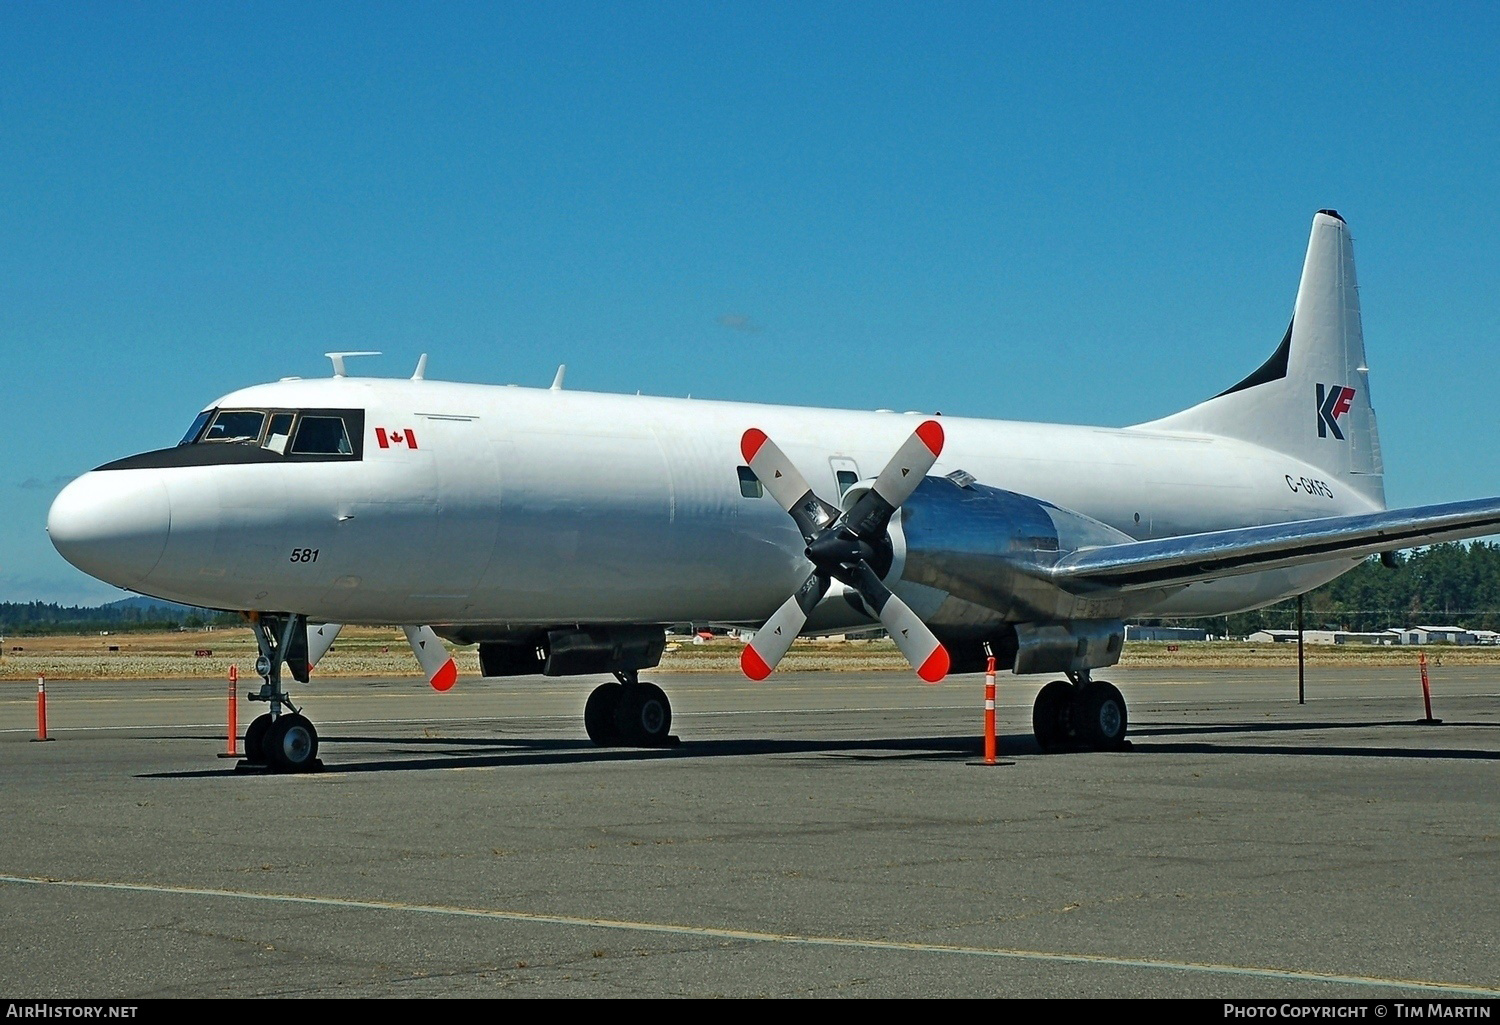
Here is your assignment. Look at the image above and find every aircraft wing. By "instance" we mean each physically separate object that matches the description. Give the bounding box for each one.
[1048,496,1500,592]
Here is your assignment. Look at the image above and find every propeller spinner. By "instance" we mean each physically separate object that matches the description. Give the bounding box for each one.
[739,421,950,684]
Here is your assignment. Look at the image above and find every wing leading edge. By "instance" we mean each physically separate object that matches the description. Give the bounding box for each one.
[1049,497,1500,592]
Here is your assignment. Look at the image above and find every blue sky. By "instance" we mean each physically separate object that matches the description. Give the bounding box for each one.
[2,2,1497,604]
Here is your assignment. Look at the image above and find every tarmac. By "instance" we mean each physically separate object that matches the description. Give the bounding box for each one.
[2,665,1498,999]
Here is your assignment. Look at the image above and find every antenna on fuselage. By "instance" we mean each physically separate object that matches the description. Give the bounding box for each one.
[325,351,382,377]
[550,364,567,391]
[412,353,428,380]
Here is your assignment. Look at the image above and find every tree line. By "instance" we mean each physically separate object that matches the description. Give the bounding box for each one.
[0,601,242,636]
[1150,541,1500,636]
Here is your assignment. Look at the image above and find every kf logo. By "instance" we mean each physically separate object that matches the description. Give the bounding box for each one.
[1316,384,1356,440]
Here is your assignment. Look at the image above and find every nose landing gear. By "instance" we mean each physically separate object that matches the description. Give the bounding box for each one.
[239,612,322,773]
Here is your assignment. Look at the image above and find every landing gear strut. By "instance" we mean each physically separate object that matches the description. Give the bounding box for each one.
[584,670,675,748]
[1032,670,1128,752]
[241,612,322,773]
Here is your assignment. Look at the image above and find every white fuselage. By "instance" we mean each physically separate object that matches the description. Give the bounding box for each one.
[51,376,1381,628]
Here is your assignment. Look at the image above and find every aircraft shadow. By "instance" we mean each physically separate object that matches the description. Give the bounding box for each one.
[1119,718,1500,761]
[1136,741,1498,760]
[1130,719,1498,738]
[140,734,991,778]
[138,719,1498,777]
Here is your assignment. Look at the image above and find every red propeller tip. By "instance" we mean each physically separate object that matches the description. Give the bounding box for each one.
[917,646,949,684]
[429,658,458,692]
[915,420,944,457]
[741,428,769,464]
[741,645,773,681]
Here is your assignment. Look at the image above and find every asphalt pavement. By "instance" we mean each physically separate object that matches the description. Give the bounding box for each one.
[2,665,1497,998]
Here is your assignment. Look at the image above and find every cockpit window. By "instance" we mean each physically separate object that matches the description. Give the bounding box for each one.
[178,410,213,446]
[290,415,353,456]
[154,406,365,466]
[264,413,295,454]
[203,410,267,444]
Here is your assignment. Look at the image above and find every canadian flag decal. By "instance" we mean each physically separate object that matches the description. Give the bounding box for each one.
[375,428,418,449]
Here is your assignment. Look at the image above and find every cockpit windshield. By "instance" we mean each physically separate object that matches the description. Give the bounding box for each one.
[202,410,268,444]
[178,410,213,446]
[175,407,365,461]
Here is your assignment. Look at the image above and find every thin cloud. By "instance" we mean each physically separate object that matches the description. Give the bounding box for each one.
[18,476,74,491]
[717,313,763,333]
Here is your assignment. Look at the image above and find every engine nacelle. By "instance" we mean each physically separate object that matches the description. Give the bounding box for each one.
[1012,620,1125,675]
[442,625,666,678]
[871,475,1169,673]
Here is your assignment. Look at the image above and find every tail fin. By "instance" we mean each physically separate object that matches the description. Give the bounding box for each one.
[1136,210,1385,507]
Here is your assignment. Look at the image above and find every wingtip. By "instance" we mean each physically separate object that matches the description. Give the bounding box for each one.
[915,420,944,457]
[917,645,949,684]
[741,644,773,681]
[741,427,769,465]
[429,658,458,692]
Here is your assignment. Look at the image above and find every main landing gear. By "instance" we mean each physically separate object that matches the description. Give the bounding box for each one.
[1032,670,1129,752]
[240,612,323,773]
[584,670,676,748]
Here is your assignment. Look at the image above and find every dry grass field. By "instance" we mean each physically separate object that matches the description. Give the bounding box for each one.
[3,626,1499,681]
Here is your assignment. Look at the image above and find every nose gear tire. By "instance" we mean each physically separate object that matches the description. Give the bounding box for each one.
[243,714,272,765]
[264,713,319,772]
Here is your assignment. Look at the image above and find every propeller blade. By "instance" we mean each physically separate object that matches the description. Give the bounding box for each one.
[741,428,841,544]
[739,422,946,684]
[402,625,458,691]
[841,420,944,539]
[848,562,949,684]
[740,572,830,680]
[307,622,343,669]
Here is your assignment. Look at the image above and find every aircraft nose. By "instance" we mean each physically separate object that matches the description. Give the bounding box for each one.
[48,470,171,589]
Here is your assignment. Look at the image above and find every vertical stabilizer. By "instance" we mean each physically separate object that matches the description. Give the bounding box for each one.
[1135,211,1385,506]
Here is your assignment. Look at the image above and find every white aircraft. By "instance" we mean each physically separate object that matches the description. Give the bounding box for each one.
[47,211,1500,771]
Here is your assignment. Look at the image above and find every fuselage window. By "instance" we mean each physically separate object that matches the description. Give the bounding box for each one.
[264,413,295,454]
[737,465,764,499]
[203,410,267,444]
[835,470,859,497]
[178,410,213,446]
[290,415,353,456]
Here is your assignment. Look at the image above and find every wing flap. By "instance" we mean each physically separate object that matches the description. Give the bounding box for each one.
[1050,497,1500,592]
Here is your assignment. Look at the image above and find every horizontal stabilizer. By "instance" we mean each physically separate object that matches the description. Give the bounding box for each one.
[1050,497,1500,592]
